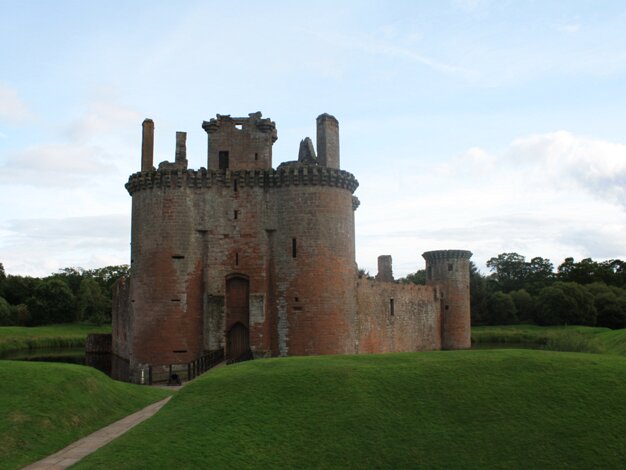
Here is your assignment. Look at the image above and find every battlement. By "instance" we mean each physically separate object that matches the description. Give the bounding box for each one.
[422,250,473,262]
[125,165,359,195]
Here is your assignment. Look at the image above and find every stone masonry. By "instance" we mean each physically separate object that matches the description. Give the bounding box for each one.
[112,112,472,382]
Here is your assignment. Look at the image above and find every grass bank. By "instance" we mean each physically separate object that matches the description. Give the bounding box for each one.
[0,361,170,470]
[76,350,626,469]
[0,323,111,356]
[472,324,626,355]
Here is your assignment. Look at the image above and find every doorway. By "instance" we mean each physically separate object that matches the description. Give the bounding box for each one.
[225,276,250,362]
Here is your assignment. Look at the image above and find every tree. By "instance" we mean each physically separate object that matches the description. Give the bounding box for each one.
[78,277,111,324]
[525,257,554,294]
[510,289,535,324]
[534,282,596,326]
[0,296,13,325]
[3,275,41,306]
[0,262,5,297]
[486,253,528,292]
[86,265,130,291]
[470,262,490,326]
[486,292,518,325]
[585,282,626,329]
[27,278,76,325]
[50,267,85,297]
[399,270,426,285]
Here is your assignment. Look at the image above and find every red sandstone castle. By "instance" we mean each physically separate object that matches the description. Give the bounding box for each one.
[112,112,472,382]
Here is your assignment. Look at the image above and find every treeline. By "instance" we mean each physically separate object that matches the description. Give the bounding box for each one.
[0,264,128,326]
[400,253,626,329]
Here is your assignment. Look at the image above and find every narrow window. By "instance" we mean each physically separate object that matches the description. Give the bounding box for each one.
[427,266,432,280]
[234,210,239,220]
[292,238,297,258]
[294,297,299,302]
[235,252,239,266]
[233,179,238,192]
[173,350,187,353]
[219,151,229,170]
[254,152,259,161]
[172,255,185,259]
[171,298,181,302]
[448,263,453,272]
[390,298,395,316]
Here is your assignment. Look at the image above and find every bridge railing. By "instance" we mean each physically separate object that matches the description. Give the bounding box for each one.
[147,349,225,385]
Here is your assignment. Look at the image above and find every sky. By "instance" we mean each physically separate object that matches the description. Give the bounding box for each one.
[1,0,626,278]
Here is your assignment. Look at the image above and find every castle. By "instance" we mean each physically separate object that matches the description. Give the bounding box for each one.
[112,112,472,382]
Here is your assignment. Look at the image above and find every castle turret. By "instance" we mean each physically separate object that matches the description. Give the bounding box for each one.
[316,113,340,169]
[422,250,472,350]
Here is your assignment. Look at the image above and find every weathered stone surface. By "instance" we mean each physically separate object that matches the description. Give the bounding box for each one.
[376,255,393,282]
[112,112,472,382]
[298,137,317,163]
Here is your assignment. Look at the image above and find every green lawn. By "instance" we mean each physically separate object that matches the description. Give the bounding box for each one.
[0,323,111,356]
[75,350,626,469]
[0,361,170,470]
[472,324,626,355]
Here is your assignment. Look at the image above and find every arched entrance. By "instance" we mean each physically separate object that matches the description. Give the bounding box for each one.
[225,275,250,362]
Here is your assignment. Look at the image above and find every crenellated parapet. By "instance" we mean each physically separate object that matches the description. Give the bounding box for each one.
[422,250,473,262]
[125,165,359,195]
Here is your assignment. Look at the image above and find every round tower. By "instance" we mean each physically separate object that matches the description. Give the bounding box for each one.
[271,163,359,356]
[422,250,472,350]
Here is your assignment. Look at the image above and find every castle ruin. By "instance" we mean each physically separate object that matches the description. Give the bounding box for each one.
[112,112,472,382]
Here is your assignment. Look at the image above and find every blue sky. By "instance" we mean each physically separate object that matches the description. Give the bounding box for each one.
[2,0,626,277]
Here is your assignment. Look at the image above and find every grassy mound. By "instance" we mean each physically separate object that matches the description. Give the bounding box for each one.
[0,324,111,356]
[0,361,170,469]
[472,324,626,355]
[76,350,626,469]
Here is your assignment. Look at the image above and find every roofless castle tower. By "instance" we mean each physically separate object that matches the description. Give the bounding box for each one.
[112,112,471,383]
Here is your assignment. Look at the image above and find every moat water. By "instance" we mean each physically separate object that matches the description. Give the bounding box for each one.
[0,348,129,380]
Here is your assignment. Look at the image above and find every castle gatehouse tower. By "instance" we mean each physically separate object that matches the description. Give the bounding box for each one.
[112,112,472,383]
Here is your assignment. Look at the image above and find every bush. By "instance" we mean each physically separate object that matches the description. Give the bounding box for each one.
[0,297,13,325]
[26,279,76,325]
[78,277,111,323]
[487,292,518,325]
[510,289,535,323]
[584,283,626,329]
[535,282,597,326]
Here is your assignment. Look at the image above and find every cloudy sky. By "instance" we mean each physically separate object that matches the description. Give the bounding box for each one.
[1,0,626,278]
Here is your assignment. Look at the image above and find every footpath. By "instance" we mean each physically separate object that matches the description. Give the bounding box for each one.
[22,396,172,469]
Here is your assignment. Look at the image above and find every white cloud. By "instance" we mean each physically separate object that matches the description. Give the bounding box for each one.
[0,83,35,124]
[65,99,141,143]
[0,215,129,276]
[355,131,626,277]
[505,131,626,204]
[0,143,116,186]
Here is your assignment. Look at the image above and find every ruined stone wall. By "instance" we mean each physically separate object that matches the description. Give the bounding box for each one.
[356,280,441,353]
[111,276,131,360]
[113,112,473,379]
[203,113,276,171]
